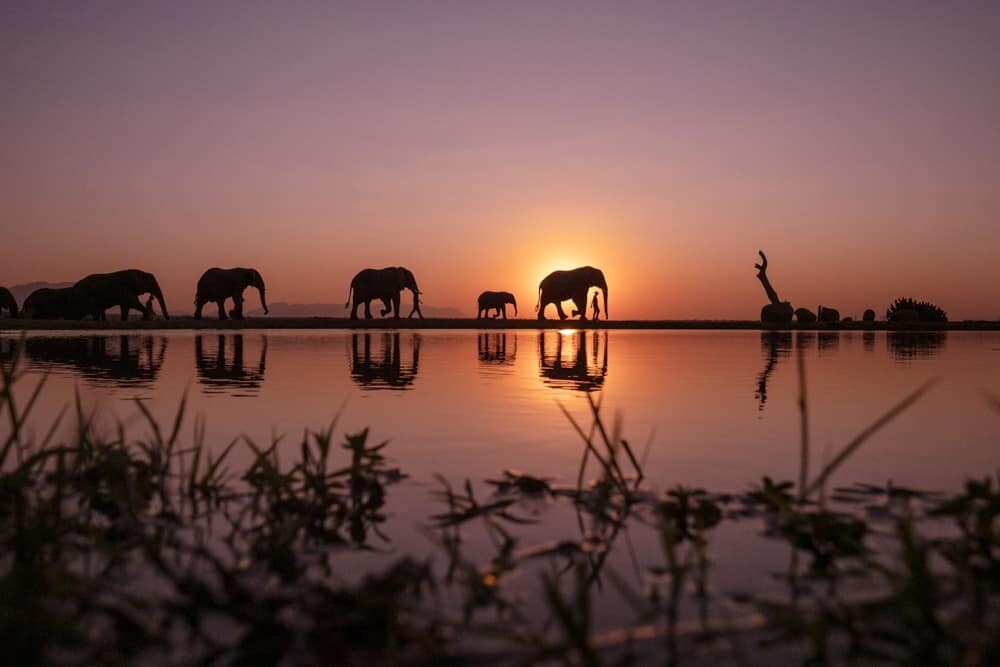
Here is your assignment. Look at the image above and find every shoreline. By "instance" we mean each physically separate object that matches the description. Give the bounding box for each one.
[1,317,997,332]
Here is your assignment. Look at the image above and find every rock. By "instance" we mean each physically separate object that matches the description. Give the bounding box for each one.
[795,307,817,323]
[761,302,794,324]
[817,306,840,323]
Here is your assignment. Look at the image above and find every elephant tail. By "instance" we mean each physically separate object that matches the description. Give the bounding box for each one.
[344,284,353,309]
[534,286,541,312]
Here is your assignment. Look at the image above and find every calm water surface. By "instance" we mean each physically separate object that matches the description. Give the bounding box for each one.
[3,329,997,637]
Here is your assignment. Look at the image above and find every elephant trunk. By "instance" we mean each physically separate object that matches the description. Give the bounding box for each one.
[153,284,170,320]
[602,286,608,320]
[256,285,269,315]
[511,296,518,316]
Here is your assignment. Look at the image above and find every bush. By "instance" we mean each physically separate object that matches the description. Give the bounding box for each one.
[886,297,948,322]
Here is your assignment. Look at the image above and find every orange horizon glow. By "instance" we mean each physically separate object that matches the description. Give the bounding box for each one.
[3,4,999,320]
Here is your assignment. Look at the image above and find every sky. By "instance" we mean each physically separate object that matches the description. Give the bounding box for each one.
[3,1,999,319]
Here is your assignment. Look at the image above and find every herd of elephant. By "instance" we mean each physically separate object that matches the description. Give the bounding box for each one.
[0,265,610,322]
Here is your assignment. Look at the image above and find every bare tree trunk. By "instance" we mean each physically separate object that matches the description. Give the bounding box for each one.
[755,251,782,305]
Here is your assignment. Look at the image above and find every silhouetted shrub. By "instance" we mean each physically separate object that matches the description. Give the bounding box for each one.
[886,298,947,322]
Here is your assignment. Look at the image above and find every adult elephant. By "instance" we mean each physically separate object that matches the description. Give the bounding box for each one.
[536,266,608,321]
[72,269,169,321]
[194,267,268,320]
[345,267,420,320]
[477,291,517,319]
[21,287,76,319]
[0,287,17,318]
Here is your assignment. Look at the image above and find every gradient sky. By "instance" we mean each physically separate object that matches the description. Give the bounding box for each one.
[3,1,999,319]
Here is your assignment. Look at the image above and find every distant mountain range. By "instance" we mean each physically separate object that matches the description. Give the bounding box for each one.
[7,281,74,305]
[247,302,466,318]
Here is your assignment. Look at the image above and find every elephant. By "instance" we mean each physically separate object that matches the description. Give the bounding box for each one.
[477,291,517,319]
[536,266,608,321]
[0,287,17,317]
[21,287,77,319]
[794,307,817,324]
[817,305,840,323]
[345,267,420,320]
[761,302,793,324]
[194,268,268,320]
[72,269,169,321]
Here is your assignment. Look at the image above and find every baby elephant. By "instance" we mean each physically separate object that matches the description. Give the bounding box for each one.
[477,291,517,319]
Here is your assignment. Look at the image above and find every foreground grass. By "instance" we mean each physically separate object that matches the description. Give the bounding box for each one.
[1,340,998,665]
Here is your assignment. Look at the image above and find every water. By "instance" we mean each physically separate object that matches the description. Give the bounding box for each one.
[4,329,996,491]
[2,329,998,644]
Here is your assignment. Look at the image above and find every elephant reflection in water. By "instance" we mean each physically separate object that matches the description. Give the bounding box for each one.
[888,332,946,361]
[478,333,517,363]
[538,330,608,392]
[350,333,420,390]
[755,332,793,412]
[194,335,267,396]
[24,335,167,388]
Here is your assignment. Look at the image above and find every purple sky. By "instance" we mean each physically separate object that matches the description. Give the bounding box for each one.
[3,1,999,318]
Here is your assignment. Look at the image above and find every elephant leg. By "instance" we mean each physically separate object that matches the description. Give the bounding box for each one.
[364,299,373,319]
[555,301,569,320]
[232,295,245,320]
[392,295,401,319]
[350,299,359,320]
[194,299,205,319]
[217,301,228,320]
[120,304,130,321]
[537,301,547,320]
[380,298,392,317]
[501,305,507,319]
[573,294,588,320]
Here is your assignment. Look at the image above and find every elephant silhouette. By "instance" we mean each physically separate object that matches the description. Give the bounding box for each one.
[194,334,268,396]
[345,267,421,320]
[538,330,608,391]
[72,269,169,321]
[0,287,18,318]
[477,291,517,319]
[24,335,167,389]
[536,266,608,321]
[349,333,420,390]
[21,287,77,319]
[194,268,268,320]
